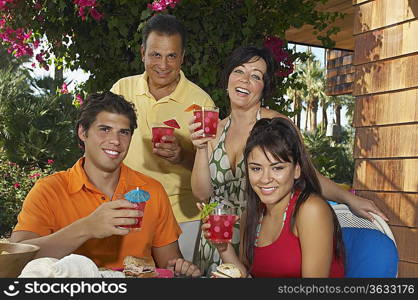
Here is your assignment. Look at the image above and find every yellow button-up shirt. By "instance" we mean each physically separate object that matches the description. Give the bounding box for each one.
[111,71,214,222]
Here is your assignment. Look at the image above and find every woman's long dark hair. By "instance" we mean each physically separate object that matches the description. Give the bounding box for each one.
[242,117,344,271]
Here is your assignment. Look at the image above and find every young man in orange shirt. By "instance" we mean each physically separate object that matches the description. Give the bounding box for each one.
[10,91,200,277]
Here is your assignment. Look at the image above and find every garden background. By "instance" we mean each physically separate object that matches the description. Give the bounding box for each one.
[0,0,354,237]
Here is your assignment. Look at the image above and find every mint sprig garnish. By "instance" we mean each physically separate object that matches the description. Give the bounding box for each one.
[200,202,218,219]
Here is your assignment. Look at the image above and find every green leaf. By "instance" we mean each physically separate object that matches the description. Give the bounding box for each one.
[200,202,219,219]
[140,9,152,21]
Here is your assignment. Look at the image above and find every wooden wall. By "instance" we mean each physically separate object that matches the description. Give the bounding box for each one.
[352,0,418,277]
[326,49,355,95]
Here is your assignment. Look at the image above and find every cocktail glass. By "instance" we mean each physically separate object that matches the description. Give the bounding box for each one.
[193,106,219,138]
[151,123,175,148]
[114,194,146,230]
[208,206,237,244]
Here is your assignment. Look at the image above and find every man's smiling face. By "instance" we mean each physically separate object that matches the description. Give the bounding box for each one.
[78,111,132,174]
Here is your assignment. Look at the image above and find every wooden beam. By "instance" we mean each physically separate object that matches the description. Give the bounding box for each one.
[353,55,418,96]
[353,0,417,35]
[354,159,418,193]
[354,124,418,158]
[391,226,418,263]
[354,89,418,127]
[285,0,355,50]
[356,191,418,227]
[354,20,418,65]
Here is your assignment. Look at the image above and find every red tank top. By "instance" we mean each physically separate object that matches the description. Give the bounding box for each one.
[251,191,344,278]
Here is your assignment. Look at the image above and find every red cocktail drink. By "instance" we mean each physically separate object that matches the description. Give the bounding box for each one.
[208,214,236,243]
[115,193,146,230]
[119,202,146,229]
[151,126,174,148]
[193,106,219,138]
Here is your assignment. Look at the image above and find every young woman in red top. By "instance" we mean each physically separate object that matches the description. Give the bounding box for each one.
[202,117,345,277]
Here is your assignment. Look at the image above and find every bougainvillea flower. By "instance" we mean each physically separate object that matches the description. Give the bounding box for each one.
[60,83,69,94]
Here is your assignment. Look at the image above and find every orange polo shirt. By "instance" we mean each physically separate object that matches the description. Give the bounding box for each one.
[14,158,181,268]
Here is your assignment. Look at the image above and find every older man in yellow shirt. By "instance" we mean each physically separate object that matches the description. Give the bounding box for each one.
[111,14,214,261]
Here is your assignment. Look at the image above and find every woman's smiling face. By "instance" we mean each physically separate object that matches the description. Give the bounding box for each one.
[227,56,267,109]
[247,146,300,206]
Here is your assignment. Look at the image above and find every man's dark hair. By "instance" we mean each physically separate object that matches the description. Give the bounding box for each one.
[75,91,137,150]
[142,14,187,51]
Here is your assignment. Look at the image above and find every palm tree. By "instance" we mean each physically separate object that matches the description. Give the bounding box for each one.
[297,51,328,132]
[329,94,355,127]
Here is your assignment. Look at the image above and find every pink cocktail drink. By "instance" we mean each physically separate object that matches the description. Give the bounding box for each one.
[193,107,219,138]
[208,214,236,243]
[152,126,174,147]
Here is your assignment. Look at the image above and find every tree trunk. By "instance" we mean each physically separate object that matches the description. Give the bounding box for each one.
[309,98,318,132]
[322,104,328,132]
[335,104,342,128]
[294,96,301,129]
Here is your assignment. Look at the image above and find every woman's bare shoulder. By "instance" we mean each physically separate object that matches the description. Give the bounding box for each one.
[260,107,287,119]
[298,194,333,220]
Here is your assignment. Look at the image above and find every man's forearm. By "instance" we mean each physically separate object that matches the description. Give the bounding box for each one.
[13,218,91,259]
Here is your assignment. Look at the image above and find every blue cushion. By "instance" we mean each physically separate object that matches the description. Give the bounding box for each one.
[342,227,398,278]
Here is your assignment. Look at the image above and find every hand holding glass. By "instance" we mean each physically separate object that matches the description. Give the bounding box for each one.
[151,123,175,148]
[193,106,219,138]
[114,194,146,230]
[208,206,237,244]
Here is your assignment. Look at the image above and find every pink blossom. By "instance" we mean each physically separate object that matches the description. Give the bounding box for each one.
[0,0,15,11]
[73,0,103,21]
[33,39,40,49]
[264,36,294,77]
[47,159,55,165]
[75,94,84,105]
[34,1,42,10]
[29,173,41,179]
[60,83,69,94]
[78,6,87,21]
[35,52,45,63]
[13,182,20,188]
[89,8,103,21]
[148,0,180,11]
[74,0,97,6]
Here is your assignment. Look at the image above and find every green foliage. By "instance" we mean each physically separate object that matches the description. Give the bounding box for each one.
[0,68,81,170]
[303,127,354,184]
[4,0,344,118]
[0,149,54,237]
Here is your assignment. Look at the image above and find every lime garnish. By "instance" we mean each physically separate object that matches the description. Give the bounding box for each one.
[200,202,219,219]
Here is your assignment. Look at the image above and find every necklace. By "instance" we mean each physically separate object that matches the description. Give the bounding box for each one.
[254,191,300,247]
